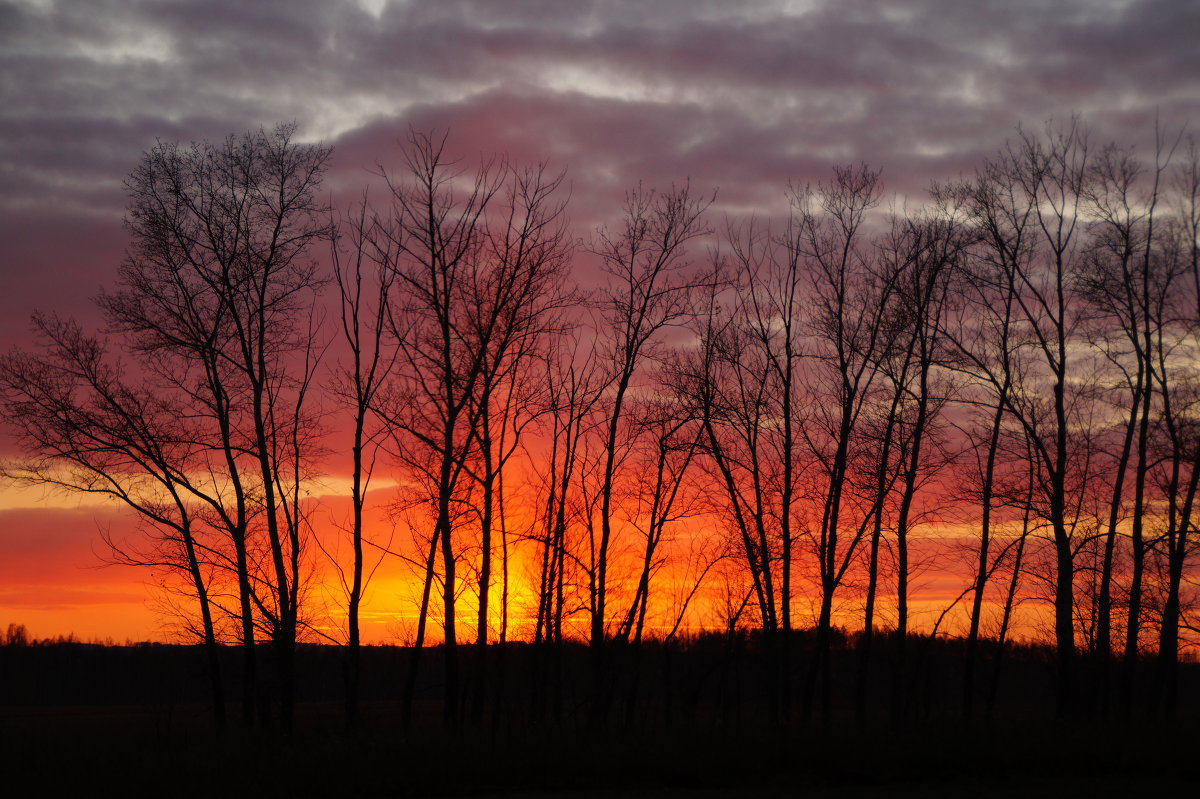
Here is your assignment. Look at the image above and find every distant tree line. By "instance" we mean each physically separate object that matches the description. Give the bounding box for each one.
[2,118,1198,731]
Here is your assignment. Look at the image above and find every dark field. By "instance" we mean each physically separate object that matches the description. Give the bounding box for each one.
[2,636,1197,797]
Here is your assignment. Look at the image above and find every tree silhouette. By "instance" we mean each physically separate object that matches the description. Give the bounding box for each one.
[6,117,1200,744]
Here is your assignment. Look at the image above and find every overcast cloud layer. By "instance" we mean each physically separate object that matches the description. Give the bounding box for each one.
[2,0,1199,345]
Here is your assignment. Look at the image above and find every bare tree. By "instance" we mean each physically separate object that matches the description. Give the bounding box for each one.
[1151,135,1200,718]
[372,132,501,727]
[1075,128,1180,716]
[0,316,227,727]
[727,216,809,716]
[533,330,605,649]
[791,164,892,724]
[614,396,703,647]
[677,242,797,721]
[936,181,1022,721]
[464,162,574,722]
[329,199,400,727]
[955,120,1093,716]
[875,211,963,723]
[528,329,606,724]
[374,132,572,727]
[588,183,711,724]
[49,123,333,731]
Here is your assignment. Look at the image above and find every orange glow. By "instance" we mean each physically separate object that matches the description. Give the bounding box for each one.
[0,472,1056,646]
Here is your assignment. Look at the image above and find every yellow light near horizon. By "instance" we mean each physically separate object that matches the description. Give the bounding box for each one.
[0,469,1061,648]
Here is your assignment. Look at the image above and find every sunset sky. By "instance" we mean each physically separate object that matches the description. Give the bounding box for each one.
[2,0,1198,642]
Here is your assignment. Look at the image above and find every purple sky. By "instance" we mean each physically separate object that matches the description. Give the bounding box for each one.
[2,0,1197,347]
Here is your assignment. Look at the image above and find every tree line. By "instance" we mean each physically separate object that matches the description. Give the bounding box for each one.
[2,119,1198,731]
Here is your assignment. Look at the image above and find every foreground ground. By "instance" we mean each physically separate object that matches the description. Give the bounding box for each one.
[2,701,1197,797]
[1,639,1197,796]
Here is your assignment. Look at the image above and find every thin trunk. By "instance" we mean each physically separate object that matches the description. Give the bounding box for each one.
[964,397,1004,721]
[595,374,630,647]
[499,452,510,645]
[345,406,366,728]
[1119,316,1154,719]
[804,395,853,726]
[1121,147,1169,719]
[402,525,441,730]
[438,451,459,729]
[253,442,295,730]
[210,372,256,728]
[1052,322,1076,718]
[1152,458,1195,719]
[591,365,633,728]
[534,432,561,644]
[987,469,1033,717]
[473,395,494,724]
[857,376,904,725]
[891,349,933,726]
[1151,365,1198,719]
[180,519,225,729]
[779,352,795,722]
[1096,367,1140,716]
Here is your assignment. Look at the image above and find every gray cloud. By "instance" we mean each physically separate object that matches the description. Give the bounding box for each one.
[1,0,1196,343]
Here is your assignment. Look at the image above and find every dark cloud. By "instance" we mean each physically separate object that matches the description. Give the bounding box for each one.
[0,0,1193,355]
[0,0,1196,436]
